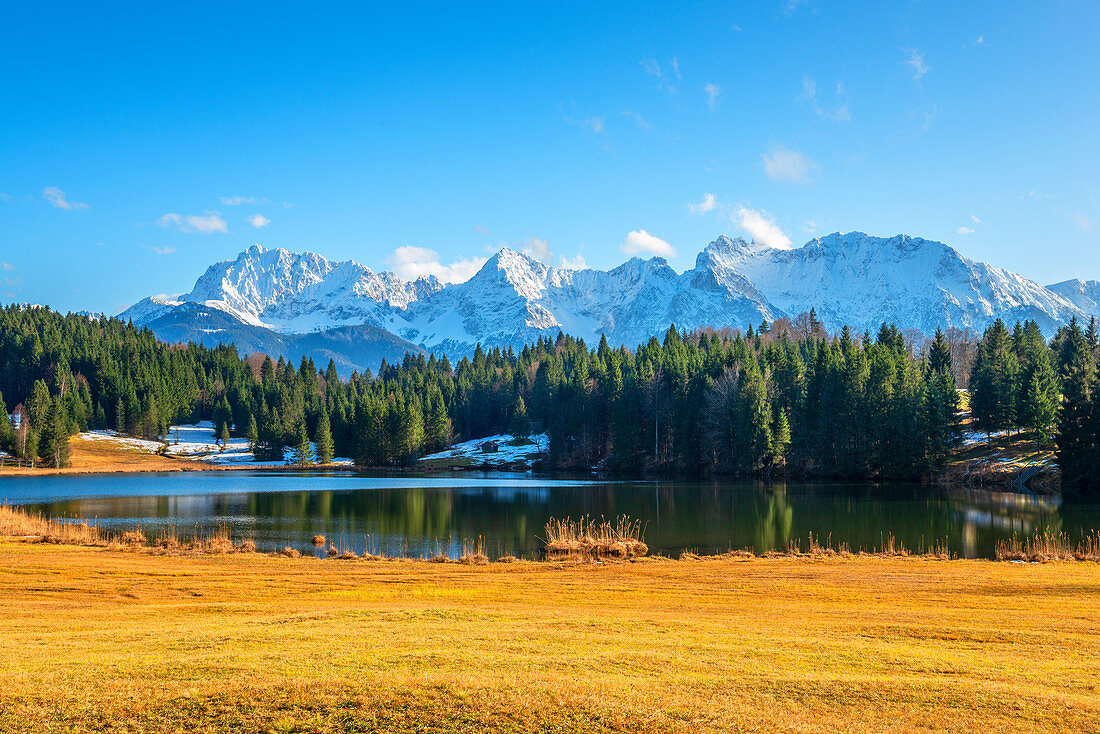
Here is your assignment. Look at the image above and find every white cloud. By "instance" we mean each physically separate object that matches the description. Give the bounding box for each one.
[970,214,982,224]
[704,82,721,109]
[221,196,256,206]
[561,103,609,140]
[388,246,488,284]
[583,116,605,133]
[905,48,929,81]
[0,193,11,202]
[0,261,14,271]
[141,244,177,255]
[560,252,588,270]
[246,213,270,228]
[620,108,652,130]
[967,35,988,48]
[1069,212,1093,233]
[688,193,719,215]
[621,230,676,258]
[43,186,89,210]
[799,76,851,122]
[641,58,678,93]
[521,236,552,262]
[734,206,792,249]
[802,219,819,233]
[956,226,974,235]
[157,211,228,234]
[762,145,817,184]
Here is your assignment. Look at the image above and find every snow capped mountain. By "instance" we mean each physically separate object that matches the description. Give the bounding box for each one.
[1047,279,1100,318]
[120,233,1095,370]
[708,232,1083,335]
[122,244,444,332]
[386,246,775,352]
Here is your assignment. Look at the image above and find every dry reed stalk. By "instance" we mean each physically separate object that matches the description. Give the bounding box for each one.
[0,505,103,545]
[996,530,1100,562]
[459,537,488,565]
[543,516,648,560]
[311,535,326,547]
[280,547,301,558]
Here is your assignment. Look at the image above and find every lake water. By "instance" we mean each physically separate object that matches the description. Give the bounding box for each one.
[3,471,1098,559]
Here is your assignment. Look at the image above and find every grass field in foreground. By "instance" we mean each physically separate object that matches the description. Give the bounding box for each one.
[1,543,1098,733]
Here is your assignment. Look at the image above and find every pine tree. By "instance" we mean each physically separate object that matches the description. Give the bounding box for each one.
[771,407,791,467]
[1056,319,1098,491]
[1022,362,1059,447]
[970,320,1020,433]
[245,414,259,452]
[293,420,313,465]
[38,397,70,468]
[508,395,530,438]
[314,410,334,464]
[216,421,230,448]
[0,391,14,453]
[255,410,284,462]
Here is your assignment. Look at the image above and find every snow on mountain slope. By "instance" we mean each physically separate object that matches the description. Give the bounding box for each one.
[122,245,442,332]
[387,247,774,352]
[709,232,1083,335]
[1047,279,1100,318]
[120,233,1093,366]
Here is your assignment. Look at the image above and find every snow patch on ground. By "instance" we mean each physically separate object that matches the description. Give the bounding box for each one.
[78,421,352,467]
[418,433,548,466]
[960,429,1012,447]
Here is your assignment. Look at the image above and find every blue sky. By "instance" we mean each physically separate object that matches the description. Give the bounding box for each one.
[2,0,1098,314]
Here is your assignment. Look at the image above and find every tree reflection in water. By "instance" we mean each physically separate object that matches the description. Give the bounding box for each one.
[7,472,1095,559]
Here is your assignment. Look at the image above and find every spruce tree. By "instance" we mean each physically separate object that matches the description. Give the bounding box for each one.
[314,410,334,464]
[1056,319,1098,491]
[0,391,13,453]
[216,421,230,448]
[293,420,313,465]
[245,414,258,452]
[970,319,1020,433]
[508,395,530,438]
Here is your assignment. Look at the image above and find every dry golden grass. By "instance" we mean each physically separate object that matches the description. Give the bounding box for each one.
[0,434,202,475]
[0,541,1099,733]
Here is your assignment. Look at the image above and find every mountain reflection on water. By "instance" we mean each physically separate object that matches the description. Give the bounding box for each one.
[3,472,1094,559]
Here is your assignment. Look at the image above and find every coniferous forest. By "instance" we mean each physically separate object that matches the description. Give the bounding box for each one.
[0,304,1097,492]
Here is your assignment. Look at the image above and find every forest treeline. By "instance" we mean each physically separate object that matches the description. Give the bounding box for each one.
[0,305,1097,490]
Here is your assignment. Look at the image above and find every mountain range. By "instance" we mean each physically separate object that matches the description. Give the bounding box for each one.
[120,233,1100,373]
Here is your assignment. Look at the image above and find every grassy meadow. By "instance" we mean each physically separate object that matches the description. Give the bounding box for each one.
[1,539,1099,733]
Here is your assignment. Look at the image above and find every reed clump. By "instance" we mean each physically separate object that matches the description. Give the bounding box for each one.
[311,535,326,547]
[0,505,255,556]
[543,516,648,560]
[459,537,488,565]
[280,547,301,558]
[0,506,107,546]
[996,530,1100,562]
